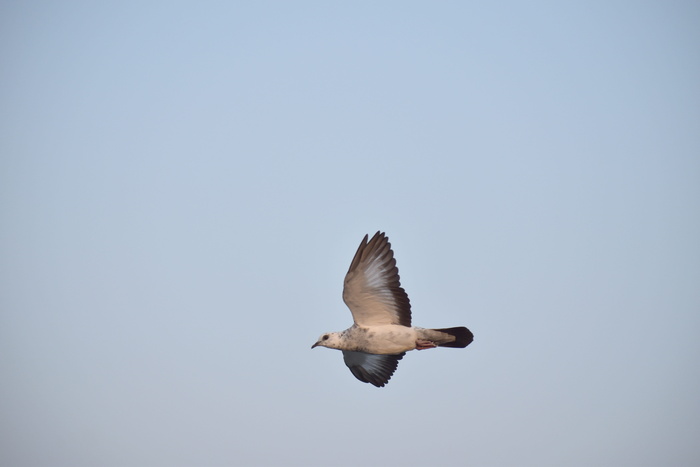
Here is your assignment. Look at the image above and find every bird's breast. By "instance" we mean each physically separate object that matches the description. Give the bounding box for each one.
[345,325,417,354]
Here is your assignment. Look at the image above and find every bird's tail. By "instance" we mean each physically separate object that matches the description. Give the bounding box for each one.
[430,326,474,348]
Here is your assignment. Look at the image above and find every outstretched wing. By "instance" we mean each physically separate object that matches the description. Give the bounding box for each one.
[342,351,405,388]
[342,232,412,327]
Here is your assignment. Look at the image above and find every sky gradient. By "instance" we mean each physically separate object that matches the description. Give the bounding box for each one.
[2,2,699,466]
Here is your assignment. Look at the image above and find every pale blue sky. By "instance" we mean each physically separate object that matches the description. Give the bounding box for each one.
[1,2,699,466]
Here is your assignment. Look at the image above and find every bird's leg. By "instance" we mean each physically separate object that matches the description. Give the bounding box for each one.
[415,339,437,350]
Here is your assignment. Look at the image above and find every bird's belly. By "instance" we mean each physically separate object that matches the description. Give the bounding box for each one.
[353,325,417,354]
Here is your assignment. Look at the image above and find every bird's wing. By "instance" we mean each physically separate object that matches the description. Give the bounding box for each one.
[342,351,405,388]
[342,232,412,327]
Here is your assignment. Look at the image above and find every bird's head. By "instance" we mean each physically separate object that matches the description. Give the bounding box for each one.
[311,332,342,350]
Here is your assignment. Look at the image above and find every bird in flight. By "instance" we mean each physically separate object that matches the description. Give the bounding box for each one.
[312,231,473,387]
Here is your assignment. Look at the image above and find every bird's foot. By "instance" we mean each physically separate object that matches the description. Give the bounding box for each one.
[416,339,437,350]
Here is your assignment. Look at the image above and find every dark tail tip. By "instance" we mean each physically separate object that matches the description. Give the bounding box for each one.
[434,326,474,348]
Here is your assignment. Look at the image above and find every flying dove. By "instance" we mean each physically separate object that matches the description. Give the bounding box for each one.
[312,231,473,387]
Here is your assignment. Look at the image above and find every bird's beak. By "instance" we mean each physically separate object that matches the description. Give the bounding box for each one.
[311,342,319,349]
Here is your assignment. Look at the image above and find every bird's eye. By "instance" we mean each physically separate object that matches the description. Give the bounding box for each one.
[322,335,329,340]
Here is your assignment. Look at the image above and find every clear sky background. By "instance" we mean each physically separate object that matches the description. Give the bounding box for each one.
[1,2,699,466]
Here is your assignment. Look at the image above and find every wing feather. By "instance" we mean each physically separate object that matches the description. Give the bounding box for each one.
[342,351,405,387]
[342,232,412,326]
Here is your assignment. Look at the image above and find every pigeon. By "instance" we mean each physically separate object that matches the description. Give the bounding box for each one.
[312,231,473,387]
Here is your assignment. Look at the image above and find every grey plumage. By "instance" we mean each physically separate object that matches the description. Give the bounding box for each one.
[312,231,474,387]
